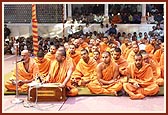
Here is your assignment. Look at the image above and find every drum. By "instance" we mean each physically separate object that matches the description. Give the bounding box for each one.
[27,83,67,102]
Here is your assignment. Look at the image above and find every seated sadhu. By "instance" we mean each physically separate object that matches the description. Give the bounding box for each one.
[70,48,97,87]
[122,41,132,59]
[67,43,81,66]
[33,50,50,79]
[87,51,123,95]
[141,51,164,86]
[127,43,140,63]
[5,50,39,92]
[123,53,160,100]
[93,50,102,64]
[44,45,57,63]
[120,37,129,54]
[112,48,128,83]
[45,49,78,96]
[153,43,164,63]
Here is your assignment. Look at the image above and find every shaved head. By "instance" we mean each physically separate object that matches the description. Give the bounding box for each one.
[102,51,111,57]
[102,51,111,64]
[56,49,66,57]
[50,45,57,54]
[56,49,66,63]
[73,39,80,48]
[58,46,66,52]
[21,50,30,63]
[21,50,29,55]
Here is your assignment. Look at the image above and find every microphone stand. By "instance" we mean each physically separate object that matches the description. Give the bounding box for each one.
[11,42,24,104]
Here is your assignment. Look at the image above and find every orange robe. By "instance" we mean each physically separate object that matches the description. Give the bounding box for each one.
[148,59,164,86]
[89,52,94,57]
[71,58,97,86]
[34,57,50,77]
[47,57,78,96]
[75,46,83,54]
[112,56,128,82]
[88,61,122,94]
[106,47,111,52]
[48,58,73,83]
[124,48,132,59]
[123,63,159,99]
[127,50,136,64]
[159,53,164,78]
[44,52,56,63]
[120,43,127,54]
[111,15,122,24]
[122,47,129,58]
[148,53,158,63]
[145,44,154,54]
[80,42,88,49]
[5,58,39,92]
[154,49,163,62]
[99,42,109,53]
[67,52,81,65]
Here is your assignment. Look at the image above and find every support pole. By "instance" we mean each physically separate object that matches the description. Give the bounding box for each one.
[11,42,24,104]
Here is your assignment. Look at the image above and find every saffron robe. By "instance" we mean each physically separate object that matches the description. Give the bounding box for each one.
[123,63,159,99]
[5,58,39,92]
[88,61,122,94]
[71,58,97,86]
[34,57,50,77]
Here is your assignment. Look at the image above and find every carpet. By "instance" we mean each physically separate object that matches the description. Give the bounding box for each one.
[4,72,27,95]
[77,87,123,96]
[4,72,164,96]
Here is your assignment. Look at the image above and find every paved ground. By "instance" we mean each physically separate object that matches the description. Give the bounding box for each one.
[2,95,165,113]
[2,55,166,113]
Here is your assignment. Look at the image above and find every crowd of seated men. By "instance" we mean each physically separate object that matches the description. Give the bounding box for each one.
[4,21,164,99]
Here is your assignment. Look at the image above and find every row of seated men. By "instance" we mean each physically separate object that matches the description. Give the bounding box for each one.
[5,36,164,100]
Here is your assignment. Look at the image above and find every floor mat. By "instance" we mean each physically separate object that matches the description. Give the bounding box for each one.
[157,86,164,96]
[4,72,164,96]
[4,72,27,95]
[77,87,123,96]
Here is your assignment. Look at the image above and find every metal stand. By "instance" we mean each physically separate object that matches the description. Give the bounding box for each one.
[11,98,24,104]
[11,42,24,104]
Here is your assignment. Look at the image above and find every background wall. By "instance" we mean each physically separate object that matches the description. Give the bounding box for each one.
[6,23,163,38]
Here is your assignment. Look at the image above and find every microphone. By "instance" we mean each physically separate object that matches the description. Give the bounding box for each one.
[13,59,24,64]
[16,59,24,63]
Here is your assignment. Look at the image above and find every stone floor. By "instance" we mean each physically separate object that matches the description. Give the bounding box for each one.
[2,95,165,113]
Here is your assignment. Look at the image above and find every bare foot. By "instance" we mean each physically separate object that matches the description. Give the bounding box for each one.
[111,91,118,96]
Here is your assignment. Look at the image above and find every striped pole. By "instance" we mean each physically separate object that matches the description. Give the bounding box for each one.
[32,4,38,56]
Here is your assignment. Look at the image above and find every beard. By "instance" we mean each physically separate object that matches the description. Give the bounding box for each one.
[70,51,75,55]
[135,63,142,69]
